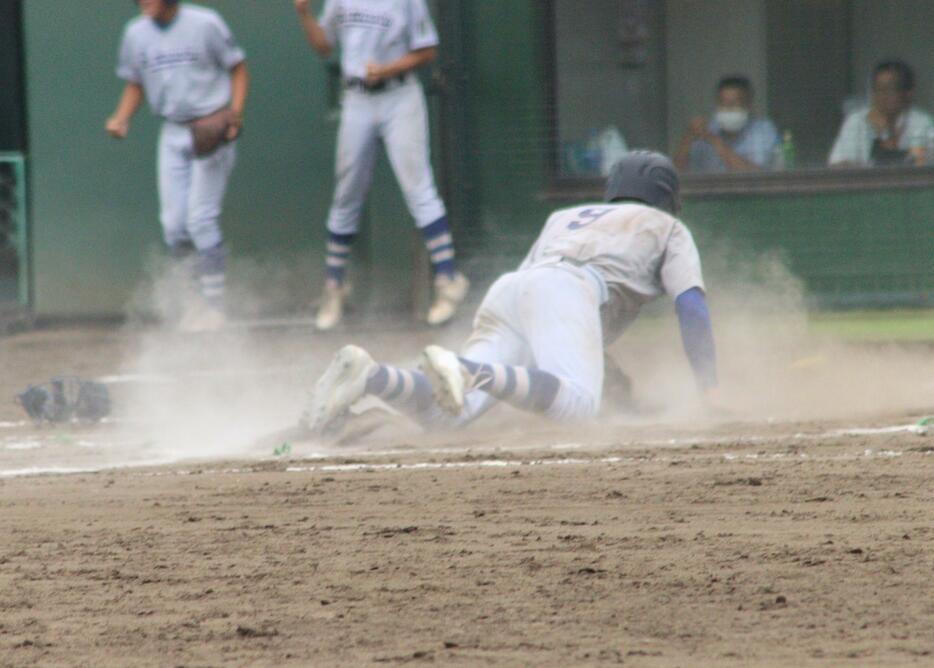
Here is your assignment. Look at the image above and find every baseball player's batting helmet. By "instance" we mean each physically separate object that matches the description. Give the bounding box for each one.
[604,151,681,215]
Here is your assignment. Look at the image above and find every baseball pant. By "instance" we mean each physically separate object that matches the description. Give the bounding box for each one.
[325,79,446,234]
[157,120,236,252]
[452,264,606,425]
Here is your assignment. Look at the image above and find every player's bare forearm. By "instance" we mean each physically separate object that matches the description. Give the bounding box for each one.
[673,134,694,171]
[106,82,144,139]
[295,1,332,56]
[367,47,436,82]
[226,61,249,140]
[229,62,249,115]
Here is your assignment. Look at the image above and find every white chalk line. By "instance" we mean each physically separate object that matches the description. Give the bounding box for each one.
[97,366,303,385]
[159,446,927,479]
[283,448,924,476]
[0,421,927,479]
[0,458,178,479]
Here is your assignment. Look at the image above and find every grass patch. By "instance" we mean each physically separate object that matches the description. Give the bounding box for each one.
[809,310,934,343]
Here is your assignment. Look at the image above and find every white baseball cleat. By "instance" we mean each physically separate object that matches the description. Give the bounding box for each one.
[315,282,350,331]
[303,344,376,434]
[419,345,467,415]
[426,272,470,326]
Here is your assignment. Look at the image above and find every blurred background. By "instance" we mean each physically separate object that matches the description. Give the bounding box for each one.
[0,0,932,338]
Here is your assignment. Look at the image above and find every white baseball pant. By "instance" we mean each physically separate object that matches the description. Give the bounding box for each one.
[325,78,446,234]
[157,120,236,251]
[453,263,606,425]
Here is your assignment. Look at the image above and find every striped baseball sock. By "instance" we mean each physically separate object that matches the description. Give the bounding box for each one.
[420,216,456,278]
[364,364,435,420]
[459,357,561,414]
[198,243,227,310]
[326,232,355,285]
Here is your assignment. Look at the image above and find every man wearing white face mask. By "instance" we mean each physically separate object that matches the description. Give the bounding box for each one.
[674,75,780,173]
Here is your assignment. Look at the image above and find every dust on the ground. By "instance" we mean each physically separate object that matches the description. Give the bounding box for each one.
[1,320,933,666]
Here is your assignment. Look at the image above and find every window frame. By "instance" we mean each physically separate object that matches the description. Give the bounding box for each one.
[541,0,934,200]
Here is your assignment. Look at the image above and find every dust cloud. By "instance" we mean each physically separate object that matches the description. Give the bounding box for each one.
[610,245,934,423]
[115,254,318,462]
[116,244,933,462]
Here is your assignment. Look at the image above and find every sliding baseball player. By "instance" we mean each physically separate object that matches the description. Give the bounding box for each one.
[304,151,720,432]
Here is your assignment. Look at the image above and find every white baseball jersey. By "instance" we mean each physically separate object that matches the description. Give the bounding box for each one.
[117,4,245,123]
[520,202,705,341]
[319,0,440,79]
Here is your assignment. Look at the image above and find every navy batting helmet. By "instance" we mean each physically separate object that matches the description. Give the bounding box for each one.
[604,151,681,215]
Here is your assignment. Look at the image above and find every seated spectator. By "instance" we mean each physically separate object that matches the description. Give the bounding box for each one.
[829,60,933,167]
[674,75,780,173]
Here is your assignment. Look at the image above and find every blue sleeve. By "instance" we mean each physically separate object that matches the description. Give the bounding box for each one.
[675,287,718,390]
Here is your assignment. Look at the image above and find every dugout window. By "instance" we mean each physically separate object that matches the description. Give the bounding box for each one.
[546,0,934,196]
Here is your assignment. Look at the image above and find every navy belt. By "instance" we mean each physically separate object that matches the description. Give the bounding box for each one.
[343,74,408,93]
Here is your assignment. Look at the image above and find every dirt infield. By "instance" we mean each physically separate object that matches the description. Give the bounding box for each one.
[1,323,933,666]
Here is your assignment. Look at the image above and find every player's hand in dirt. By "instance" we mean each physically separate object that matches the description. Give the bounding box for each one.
[106,116,130,139]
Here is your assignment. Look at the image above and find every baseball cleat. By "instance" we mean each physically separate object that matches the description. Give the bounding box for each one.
[426,272,469,326]
[303,344,376,434]
[419,345,466,415]
[315,281,350,331]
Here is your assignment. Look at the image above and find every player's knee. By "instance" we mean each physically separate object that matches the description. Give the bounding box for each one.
[326,213,361,237]
[544,383,601,422]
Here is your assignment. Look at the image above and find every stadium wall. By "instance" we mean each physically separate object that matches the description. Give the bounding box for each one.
[22,0,427,318]
[17,1,934,317]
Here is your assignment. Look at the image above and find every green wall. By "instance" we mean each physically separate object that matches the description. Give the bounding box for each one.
[683,189,934,308]
[21,0,934,316]
[464,0,553,245]
[23,0,422,318]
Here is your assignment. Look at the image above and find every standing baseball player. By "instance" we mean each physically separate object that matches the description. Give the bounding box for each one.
[106,0,249,331]
[304,151,720,433]
[294,0,469,330]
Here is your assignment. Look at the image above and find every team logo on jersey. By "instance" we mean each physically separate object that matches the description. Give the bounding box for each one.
[142,48,201,72]
[336,7,393,30]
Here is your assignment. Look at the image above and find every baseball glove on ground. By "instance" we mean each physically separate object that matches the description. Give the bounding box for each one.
[17,377,110,424]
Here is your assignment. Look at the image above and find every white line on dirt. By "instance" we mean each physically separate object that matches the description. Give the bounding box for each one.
[0,422,927,478]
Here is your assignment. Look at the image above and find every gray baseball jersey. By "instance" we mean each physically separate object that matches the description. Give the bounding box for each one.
[520,202,705,341]
[319,0,440,79]
[117,4,245,123]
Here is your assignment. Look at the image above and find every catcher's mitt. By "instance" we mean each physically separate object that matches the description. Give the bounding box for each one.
[188,108,238,157]
[17,378,110,424]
